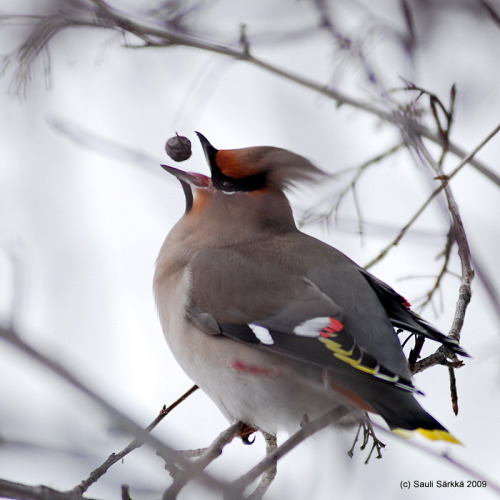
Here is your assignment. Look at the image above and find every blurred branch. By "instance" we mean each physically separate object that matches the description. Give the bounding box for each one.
[300,142,404,230]
[0,478,98,500]
[2,1,500,187]
[2,247,26,330]
[246,433,277,500]
[47,115,165,180]
[313,0,375,81]
[413,228,455,313]
[475,0,500,28]
[0,326,230,496]
[365,121,500,269]
[71,385,199,496]
[162,421,243,499]
[232,406,352,497]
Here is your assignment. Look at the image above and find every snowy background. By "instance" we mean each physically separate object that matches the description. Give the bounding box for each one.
[1,1,500,499]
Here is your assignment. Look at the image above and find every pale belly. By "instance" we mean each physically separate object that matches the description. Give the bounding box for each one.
[155,270,361,434]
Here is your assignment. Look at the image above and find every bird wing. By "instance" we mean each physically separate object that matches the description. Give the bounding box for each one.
[359,269,468,357]
[186,247,417,393]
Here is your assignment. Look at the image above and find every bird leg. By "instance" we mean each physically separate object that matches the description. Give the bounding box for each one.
[238,423,257,445]
[347,414,385,463]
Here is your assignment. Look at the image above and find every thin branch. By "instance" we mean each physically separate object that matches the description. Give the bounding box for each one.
[3,247,26,331]
[163,421,244,499]
[300,142,403,227]
[475,0,500,28]
[0,327,230,496]
[413,347,464,374]
[0,478,98,500]
[232,406,352,497]
[449,365,459,416]
[415,229,455,313]
[394,89,472,416]
[441,186,474,345]
[312,0,381,87]
[247,433,278,500]
[365,122,500,269]
[121,484,132,500]
[71,385,199,495]
[410,131,473,344]
[2,4,500,187]
[47,116,164,180]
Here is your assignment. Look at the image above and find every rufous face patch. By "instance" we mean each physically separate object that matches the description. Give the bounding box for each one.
[216,150,250,179]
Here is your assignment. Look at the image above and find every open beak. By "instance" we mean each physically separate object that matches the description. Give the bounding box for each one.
[160,164,211,188]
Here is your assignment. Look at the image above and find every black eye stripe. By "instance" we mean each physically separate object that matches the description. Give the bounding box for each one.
[212,169,267,192]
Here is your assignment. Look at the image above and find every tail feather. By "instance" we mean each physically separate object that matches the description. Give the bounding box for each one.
[368,392,462,444]
[393,427,462,444]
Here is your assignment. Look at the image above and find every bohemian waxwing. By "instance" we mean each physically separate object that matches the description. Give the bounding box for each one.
[154,132,467,444]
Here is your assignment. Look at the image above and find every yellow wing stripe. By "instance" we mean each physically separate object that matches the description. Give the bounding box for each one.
[318,327,416,392]
[319,337,399,380]
[319,338,354,357]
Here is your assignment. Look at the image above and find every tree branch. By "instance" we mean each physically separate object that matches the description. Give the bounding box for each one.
[162,421,244,499]
[2,3,500,187]
[365,122,500,269]
[0,478,97,500]
[0,326,230,496]
[71,385,199,496]
[246,433,278,500]
[232,406,352,497]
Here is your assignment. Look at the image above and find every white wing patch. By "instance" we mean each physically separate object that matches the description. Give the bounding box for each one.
[249,324,274,345]
[294,317,332,337]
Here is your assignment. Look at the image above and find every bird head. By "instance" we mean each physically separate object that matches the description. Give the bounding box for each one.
[162,131,323,197]
[160,133,324,238]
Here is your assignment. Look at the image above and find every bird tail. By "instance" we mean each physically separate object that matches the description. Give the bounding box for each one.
[369,395,462,444]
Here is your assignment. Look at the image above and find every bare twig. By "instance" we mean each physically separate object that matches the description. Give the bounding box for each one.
[121,484,132,500]
[71,385,199,495]
[395,88,473,414]
[475,0,500,28]
[313,0,381,87]
[411,132,474,347]
[415,229,455,313]
[0,478,98,500]
[47,116,164,180]
[232,406,352,497]
[449,365,459,416]
[2,4,500,186]
[365,122,500,269]
[300,143,403,227]
[239,23,250,56]
[2,247,26,331]
[413,347,464,374]
[163,421,244,499]
[0,326,230,496]
[247,433,278,500]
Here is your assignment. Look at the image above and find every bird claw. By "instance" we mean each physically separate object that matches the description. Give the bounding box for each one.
[238,423,257,445]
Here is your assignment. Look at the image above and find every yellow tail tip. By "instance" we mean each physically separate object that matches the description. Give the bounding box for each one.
[393,427,462,445]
